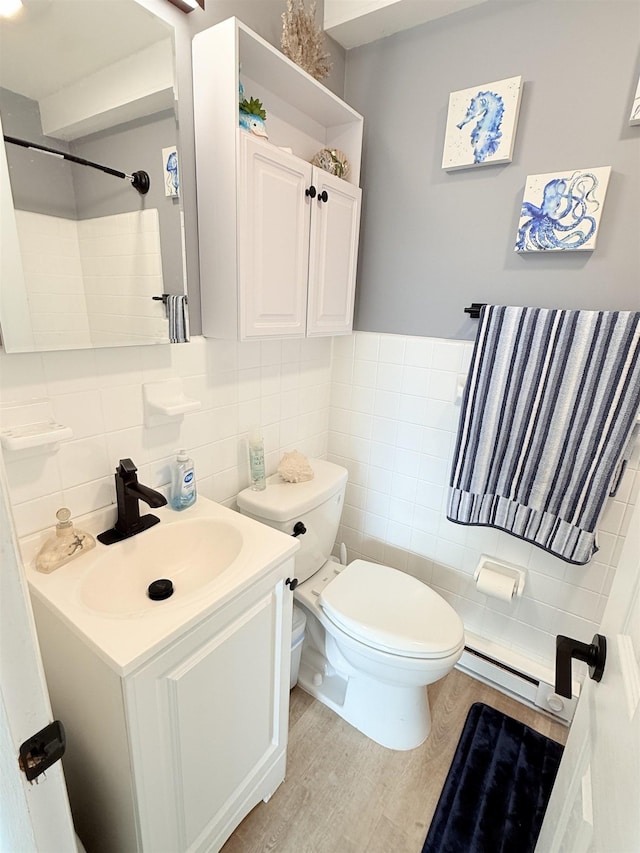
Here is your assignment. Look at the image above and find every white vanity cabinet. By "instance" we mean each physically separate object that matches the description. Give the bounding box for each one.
[193,17,364,341]
[31,557,295,853]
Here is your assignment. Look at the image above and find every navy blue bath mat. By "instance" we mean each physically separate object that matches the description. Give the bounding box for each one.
[422,702,564,853]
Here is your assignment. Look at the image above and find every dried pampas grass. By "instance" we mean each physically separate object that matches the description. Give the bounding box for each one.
[281,0,332,82]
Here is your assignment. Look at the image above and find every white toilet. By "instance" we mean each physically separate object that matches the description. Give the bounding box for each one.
[237,458,465,750]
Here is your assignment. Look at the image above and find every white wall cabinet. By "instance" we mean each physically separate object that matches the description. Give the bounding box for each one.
[238,134,361,338]
[193,17,363,341]
[307,161,362,337]
[32,558,295,853]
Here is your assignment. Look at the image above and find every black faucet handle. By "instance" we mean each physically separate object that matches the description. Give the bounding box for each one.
[118,458,138,477]
[100,458,163,545]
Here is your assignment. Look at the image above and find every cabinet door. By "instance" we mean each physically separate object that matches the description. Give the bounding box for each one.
[238,134,311,339]
[307,168,361,337]
[126,574,293,852]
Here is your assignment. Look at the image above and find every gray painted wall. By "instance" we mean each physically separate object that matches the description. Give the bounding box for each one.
[345,0,640,341]
[1,88,76,219]
[73,114,183,294]
[1,86,184,296]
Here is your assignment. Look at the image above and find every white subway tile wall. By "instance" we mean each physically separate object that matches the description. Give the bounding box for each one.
[0,334,331,536]
[15,210,91,349]
[329,332,639,671]
[15,209,167,348]
[1,330,635,675]
[79,210,167,345]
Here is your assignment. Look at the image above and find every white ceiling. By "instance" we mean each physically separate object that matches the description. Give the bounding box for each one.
[0,0,490,131]
[0,0,170,101]
[324,0,488,49]
[0,1,490,102]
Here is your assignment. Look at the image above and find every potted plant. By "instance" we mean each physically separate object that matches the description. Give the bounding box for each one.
[239,94,268,140]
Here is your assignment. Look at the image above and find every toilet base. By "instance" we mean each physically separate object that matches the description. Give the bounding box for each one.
[297,656,431,751]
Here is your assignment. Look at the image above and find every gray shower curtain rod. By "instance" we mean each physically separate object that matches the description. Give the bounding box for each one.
[3,135,150,194]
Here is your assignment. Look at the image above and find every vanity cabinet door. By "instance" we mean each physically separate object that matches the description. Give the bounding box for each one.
[126,569,293,852]
[238,134,310,339]
[307,168,361,337]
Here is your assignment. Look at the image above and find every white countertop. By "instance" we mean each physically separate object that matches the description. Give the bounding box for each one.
[23,497,299,677]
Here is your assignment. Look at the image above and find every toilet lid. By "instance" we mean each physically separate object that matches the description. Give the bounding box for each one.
[319,560,464,658]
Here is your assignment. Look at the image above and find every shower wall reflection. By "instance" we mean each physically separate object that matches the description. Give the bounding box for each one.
[0,0,187,352]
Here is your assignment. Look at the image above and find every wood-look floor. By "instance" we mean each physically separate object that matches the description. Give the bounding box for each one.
[222,669,568,853]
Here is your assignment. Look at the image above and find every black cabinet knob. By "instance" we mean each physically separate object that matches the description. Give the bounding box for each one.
[292,521,306,537]
[318,190,328,203]
[555,633,606,698]
[305,185,317,198]
[286,577,299,591]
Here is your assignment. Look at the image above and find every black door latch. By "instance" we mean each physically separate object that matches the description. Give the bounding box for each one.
[19,720,66,783]
[555,634,606,699]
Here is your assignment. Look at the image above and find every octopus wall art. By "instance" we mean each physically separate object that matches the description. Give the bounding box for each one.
[515,167,611,252]
[442,76,523,171]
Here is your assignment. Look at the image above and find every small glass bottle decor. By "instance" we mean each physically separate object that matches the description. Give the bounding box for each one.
[35,508,96,573]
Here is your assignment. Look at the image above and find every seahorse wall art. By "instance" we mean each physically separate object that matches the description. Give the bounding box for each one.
[442,76,523,171]
[457,90,504,163]
[515,167,612,252]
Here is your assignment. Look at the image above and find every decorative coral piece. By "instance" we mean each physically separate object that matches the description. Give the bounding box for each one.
[281,0,332,82]
[311,148,350,179]
[277,450,314,483]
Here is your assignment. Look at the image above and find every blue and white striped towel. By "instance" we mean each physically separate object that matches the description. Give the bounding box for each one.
[167,294,189,344]
[447,305,640,564]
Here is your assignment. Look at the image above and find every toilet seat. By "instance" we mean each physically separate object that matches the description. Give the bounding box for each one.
[318,559,464,659]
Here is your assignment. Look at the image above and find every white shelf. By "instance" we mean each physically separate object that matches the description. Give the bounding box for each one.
[238,21,362,131]
[1,421,73,451]
[193,17,363,184]
[193,17,364,343]
[143,379,201,427]
[0,399,73,452]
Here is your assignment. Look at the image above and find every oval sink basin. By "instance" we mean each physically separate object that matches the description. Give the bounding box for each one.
[80,519,243,617]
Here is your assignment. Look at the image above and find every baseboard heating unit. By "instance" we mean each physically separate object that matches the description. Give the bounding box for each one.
[456,634,578,725]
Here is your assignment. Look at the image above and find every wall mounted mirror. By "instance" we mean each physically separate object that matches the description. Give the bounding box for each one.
[0,0,188,352]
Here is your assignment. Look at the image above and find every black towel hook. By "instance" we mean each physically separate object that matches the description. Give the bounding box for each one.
[152,294,189,304]
[464,303,487,319]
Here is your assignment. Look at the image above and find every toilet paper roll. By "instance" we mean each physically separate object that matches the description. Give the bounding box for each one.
[475,567,517,602]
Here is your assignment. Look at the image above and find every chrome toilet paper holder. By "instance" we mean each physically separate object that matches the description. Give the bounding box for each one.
[473,555,527,598]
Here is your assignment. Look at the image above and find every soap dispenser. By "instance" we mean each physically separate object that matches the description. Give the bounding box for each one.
[35,508,96,573]
[171,449,197,510]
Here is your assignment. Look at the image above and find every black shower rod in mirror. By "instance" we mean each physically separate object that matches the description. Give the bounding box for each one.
[3,135,150,194]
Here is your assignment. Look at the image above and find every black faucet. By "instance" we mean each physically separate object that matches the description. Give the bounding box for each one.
[97,459,167,545]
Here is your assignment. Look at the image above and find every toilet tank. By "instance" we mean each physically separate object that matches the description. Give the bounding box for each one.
[237,459,347,584]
